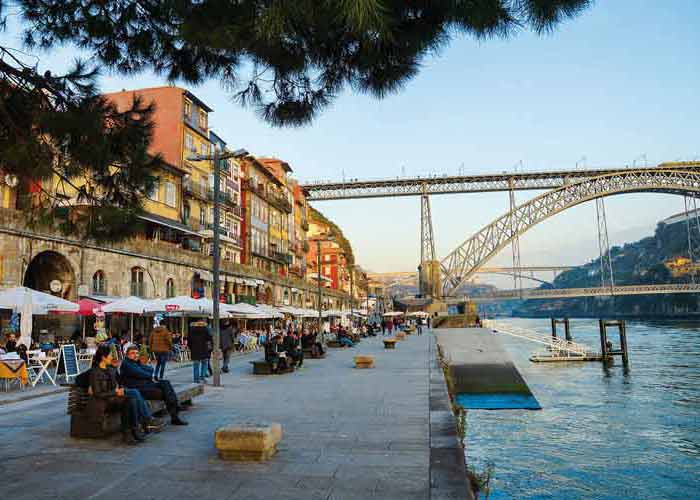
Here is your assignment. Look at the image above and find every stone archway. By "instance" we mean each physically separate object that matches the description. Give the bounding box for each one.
[23,250,77,300]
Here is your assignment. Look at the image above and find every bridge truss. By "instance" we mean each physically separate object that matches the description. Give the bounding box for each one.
[305,162,700,299]
[441,168,700,296]
[471,283,700,302]
[301,162,700,200]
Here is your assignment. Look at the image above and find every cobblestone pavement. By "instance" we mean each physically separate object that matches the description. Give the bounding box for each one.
[0,333,462,500]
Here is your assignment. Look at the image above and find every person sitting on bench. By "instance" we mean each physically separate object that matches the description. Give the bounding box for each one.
[265,335,290,373]
[337,327,354,347]
[302,329,325,357]
[89,345,156,443]
[283,331,303,368]
[119,346,188,426]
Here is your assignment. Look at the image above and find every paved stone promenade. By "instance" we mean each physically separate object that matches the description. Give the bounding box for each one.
[0,333,469,499]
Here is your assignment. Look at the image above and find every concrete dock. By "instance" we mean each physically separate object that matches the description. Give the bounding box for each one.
[0,333,471,499]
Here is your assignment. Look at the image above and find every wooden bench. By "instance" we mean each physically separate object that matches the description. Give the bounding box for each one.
[68,382,204,439]
[250,360,294,375]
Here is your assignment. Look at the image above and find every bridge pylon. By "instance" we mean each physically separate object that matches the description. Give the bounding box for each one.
[419,186,441,298]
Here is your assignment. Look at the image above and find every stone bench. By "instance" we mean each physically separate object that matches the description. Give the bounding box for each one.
[302,347,325,359]
[354,355,374,369]
[384,338,398,349]
[215,422,283,461]
[68,382,204,439]
[250,360,294,375]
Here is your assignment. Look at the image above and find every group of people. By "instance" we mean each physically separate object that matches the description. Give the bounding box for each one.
[264,327,325,373]
[85,343,189,444]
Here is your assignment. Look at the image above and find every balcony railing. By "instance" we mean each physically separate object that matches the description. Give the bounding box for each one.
[243,178,268,200]
[267,191,293,213]
[271,250,293,265]
[183,178,213,201]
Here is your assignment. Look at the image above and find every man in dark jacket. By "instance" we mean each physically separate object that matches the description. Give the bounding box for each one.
[188,319,212,383]
[283,332,303,368]
[119,346,188,426]
[220,321,236,373]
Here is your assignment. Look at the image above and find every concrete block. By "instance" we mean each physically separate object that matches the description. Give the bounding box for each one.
[354,355,375,369]
[384,339,397,349]
[215,422,283,461]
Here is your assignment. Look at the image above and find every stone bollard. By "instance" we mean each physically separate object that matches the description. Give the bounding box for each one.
[354,355,375,369]
[384,338,397,349]
[396,331,406,340]
[215,422,283,461]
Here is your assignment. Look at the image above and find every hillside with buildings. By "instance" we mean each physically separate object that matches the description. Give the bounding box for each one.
[0,86,367,314]
[512,209,700,317]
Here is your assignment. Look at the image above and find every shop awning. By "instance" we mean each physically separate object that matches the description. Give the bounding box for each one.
[139,213,201,237]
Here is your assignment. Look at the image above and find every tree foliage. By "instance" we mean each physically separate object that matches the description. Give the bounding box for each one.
[14,0,592,126]
[0,45,160,241]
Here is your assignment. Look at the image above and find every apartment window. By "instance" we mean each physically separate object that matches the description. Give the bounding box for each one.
[201,142,209,156]
[183,99,191,118]
[147,182,159,202]
[92,270,106,295]
[199,206,206,226]
[164,181,176,207]
[166,278,175,298]
[130,267,145,297]
[198,109,207,129]
[323,254,331,262]
[324,266,331,276]
[185,133,195,152]
[225,251,232,262]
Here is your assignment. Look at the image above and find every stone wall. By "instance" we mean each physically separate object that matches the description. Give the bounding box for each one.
[0,207,350,308]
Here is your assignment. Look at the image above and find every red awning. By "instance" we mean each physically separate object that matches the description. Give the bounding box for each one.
[75,298,105,316]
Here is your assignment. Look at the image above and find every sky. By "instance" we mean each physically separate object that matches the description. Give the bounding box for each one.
[2,1,699,288]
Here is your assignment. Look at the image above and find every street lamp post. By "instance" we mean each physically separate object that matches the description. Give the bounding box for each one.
[317,239,323,344]
[188,147,247,387]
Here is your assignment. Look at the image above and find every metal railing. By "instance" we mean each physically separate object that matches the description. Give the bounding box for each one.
[183,178,213,201]
[483,319,594,357]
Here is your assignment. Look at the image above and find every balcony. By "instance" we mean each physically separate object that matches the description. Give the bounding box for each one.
[183,178,213,201]
[267,190,293,214]
[183,111,208,136]
[289,264,303,277]
[243,178,267,200]
[301,219,309,231]
[271,250,293,265]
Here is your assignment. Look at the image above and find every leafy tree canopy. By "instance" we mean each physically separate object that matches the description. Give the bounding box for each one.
[13,0,591,126]
[0,0,591,241]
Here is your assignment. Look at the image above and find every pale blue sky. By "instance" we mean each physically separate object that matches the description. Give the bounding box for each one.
[2,1,699,287]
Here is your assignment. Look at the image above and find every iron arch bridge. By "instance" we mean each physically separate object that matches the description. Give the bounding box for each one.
[440,169,700,296]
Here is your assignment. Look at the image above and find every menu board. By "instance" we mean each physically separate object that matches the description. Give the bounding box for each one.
[57,343,80,380]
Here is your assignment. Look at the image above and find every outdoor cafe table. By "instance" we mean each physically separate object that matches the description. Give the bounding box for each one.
[28,351,58,387]
[0,359,28,387]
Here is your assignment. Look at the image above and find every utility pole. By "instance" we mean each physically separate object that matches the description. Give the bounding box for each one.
[317,238,323,344]
[188,147,247,387]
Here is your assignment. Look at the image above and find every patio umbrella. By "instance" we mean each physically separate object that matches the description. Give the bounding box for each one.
[75,298,105,340]
[254,303,284,319]
[146,296,211,314]
[223,302,266,319]
[0,287,80,314]
[102,296,151,341]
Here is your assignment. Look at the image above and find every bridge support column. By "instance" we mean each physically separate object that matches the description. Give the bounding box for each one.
[420,260,442,298]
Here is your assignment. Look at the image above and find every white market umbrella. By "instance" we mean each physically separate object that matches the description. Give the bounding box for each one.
[223,302,267,319]
[146,296,211,314]
[102,296,152,342]
[0,287,80,315]
[254,303,284,319]
[383,311,404,317]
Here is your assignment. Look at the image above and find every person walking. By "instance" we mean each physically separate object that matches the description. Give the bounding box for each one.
[417,317,423,336]
[188,319,212,383]
[149,322,173,381]
[220,320,236,373]
[386,318,393,337]
[381,321,386,336]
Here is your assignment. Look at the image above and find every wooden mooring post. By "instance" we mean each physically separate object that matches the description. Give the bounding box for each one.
[598,319,629,368]
[550,318,572,341]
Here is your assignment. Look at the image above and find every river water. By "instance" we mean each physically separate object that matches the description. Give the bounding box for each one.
[465,318,700,499]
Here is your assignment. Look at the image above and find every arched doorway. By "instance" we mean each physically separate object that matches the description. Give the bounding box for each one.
[23,250,77,300]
